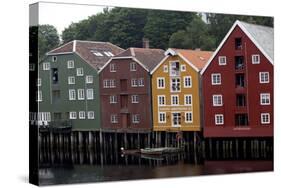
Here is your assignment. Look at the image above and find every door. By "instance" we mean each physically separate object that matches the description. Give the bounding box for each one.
[120,79,127,92]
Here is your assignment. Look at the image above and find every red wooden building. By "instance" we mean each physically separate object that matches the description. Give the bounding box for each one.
[201,20,273,138]
[99,48,165,132]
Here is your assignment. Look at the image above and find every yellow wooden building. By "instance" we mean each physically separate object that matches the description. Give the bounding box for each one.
[151,48,213,132]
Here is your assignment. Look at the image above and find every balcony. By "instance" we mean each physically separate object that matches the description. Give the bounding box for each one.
[39,120,73,132]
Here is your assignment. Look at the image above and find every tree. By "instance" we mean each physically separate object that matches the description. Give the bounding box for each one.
[38,24,60,60]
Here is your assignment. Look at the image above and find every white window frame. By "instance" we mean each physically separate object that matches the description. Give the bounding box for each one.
[79,111,86,119]
[37,78,41,86]
[68,89,76,100]
[110,95,117,104]
[88,111,95,119]
[183,76,192,88]
[163,65,168,73]
[218,56,227,65]
[157,77,165,89]
[171,95,179,106]
[171,77,181,92]
[131,95,139,103]
[132,114,140,124]
[103,80,109,88]
[43,62,50,70]
[52,56,57,62]
[69,112,77,119]
[76,68,84,76]
[131,78,138,87]
[170,61,180,76]
[260,93,270,105]
[172,112,181,127]
[252,54,260,64]
[215,114,224,125]
[138,78,144,87]
[110,63,116,72]
[213,95,223,106]
[130,62,137,71]
[67,60,74,69]
[184,94,192,106]
[111,114,118,123]
[185,112,193,123]
[68,76,75,85]
[158,95,166,106]
[211,73,221,85]
[261,113,270,124]
[77,89,85,100]
[86,89,94,100]
[158,112,166,123]
[181,64,186,72]
[86,75,93,84]
[259,72,270,84]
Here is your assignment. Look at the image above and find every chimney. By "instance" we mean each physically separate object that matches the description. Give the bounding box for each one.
[142,38,150,49]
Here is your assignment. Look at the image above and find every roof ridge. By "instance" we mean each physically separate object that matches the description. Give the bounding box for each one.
[237,20,273,29]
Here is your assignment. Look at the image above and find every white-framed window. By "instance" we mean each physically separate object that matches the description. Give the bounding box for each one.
[181,64,186,72]
[184,95,192,106]
[37,112,51,122]
[86,75,93,84]
[104,79,116,88]
[130,62,137,71]
[103,80,109,88]
[183,76,192,88]
[261,113,270,124]
[259,72,269,83]
[218,56,227,65]
[37,78,41,86]
[185,112,193,123]
[52,56,57,62]
[163,65,168,73]
[43,62,50,70]
[86,89,94,100]
[132,114,140,123]
[68,89,76,100]
[211,73,221,85]
[36,90,42,102]
[158,95,165,106]
[67,60,74,68]
[131,95,139,103]
[110,63,116,72]
[69,112,77,119]
[215,114,224,125]
[68,76,75,84]
[131,78,138,87]
[110,95,117,104]
[260,93,270,105]
[171,95,179,106]
[79,111,86,119]
[252,54,260,64]
[88,111,95,119]
[158,112,166,123]
[172,112,181,127]
[213,95,223,106]
[171,77,181,92]
[138,78,144,87]
[170,61,180,76]
[77,89,85,100]
[111,114,118,123]
[157,77,165,89]
[76,68,84,76]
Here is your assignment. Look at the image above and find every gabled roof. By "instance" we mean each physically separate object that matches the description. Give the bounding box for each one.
[46,40,124,70]
[201,20,274,75]
[99,48,165,73]
[150,48,213,74]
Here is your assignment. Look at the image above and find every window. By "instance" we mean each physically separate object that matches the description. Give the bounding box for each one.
[181,64,186,72]
[183,76,192,88]
[219,56,227,65]
[259,72,269,83]
[132,114,140,123]
[236,94,246,106]
[261,113,270,124]
[104,51,114,57]
[92,51,103,56]
[130,62,137,71]
[158,112,166,123]
[171,78,180,92]
[37,78,41,86]
[131,95,139,103]
[170,61,180,76]
[235,56,244,70]
[235,74,245,87]
[184,95,192,106]
[86,89,94,100]
[52,56,57,62]
[213,95,223,106]
[110,95,117,104]
[88,111,95,119]
[36,90,42,102]
[163,65,168,73]
[215,114,224,125]
[67,60,74,68]
[131,78,138,87]
[76,68,84,76]
[252,54,260,64]
[157,78,165,89]
[52,68,59,84]
[85,75,93,84]
[138,78,144,87]
[235,114,248,126]
[69,112,77,119]
[110,63,116,72]
[37,112,51,122]
[158,95,165,106]
[69,89,76,100]
[185,112,193,123]
[110,79,116,88]
[211,73,221,85]
[235,37,242,50]
[111,114,118,123]
[68,76,75,84]
[172,113,181,127]
[79,111,86,119]
[103,79,116,88]
[43,62,50,70]
[260,93,270,105]
[77,89,85,100]
[171,95,179,105]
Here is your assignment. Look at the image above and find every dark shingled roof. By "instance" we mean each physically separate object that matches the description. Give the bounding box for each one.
[114,48,165,71]
[47,40,124,70]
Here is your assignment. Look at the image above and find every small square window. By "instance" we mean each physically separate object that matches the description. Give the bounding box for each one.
[132,114,140,124]
[76,68,84,76]
[261,113,270,124]
[130,62,137,71]
[88,111,95,119]
[110,95,117,104]
[211,73,221,85]
[68,76,75,84]
[215,114,224,125]
[252,54,260,64]
[131,95,139,103]
[138,78,144,87]
[69,112,77,119]
[131,79,138,87]
[43,62,50,70]
[213,95,223,106]
[260,93,270,105]
[219,56,227,65]
[111,114,118,123]
[67,60,74,68]
[86,89,94,100]
[86,75,93,84]
[158,112,166,123]
[183,76,192,88]
[171,95,179,105]
[185,112,193,123]
[259,72,269,83]
[79,111,86,119]
[157,78,165,89]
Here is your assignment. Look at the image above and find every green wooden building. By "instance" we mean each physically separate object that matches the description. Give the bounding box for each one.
[37,40,124,131]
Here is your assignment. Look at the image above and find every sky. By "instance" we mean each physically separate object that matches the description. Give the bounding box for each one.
[39,2,109,35]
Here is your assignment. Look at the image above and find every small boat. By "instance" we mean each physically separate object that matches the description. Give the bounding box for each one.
[120,147,140,155]
[140,147,182,155]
